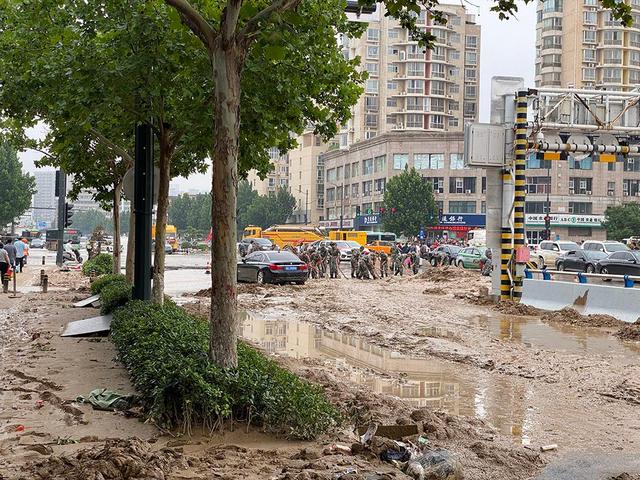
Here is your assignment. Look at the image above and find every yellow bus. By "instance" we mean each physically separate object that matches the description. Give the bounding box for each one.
[328,230,367,245]
[243,225,325,248]
[152,224,179,251]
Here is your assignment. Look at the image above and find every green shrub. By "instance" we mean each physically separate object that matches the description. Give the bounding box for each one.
[111,301,340,438]
[82,253,113,277]
[100,280,132,314]
[91,274,128,295]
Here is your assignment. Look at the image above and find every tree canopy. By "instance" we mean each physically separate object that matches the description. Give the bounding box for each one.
[168,193,212,233]
[243,187,297,229]
[381,168,437,238]
[0,142,36,229]
[603,204,640,241]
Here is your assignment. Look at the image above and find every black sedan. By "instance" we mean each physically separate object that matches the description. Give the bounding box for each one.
[597,250,640,276]
[428,245,462,266]
[237,251,308,285]
[555,250,607,273]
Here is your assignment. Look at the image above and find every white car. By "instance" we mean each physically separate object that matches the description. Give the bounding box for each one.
[582,240,628,254]
[535,240,580,268]
[310,240,364,261]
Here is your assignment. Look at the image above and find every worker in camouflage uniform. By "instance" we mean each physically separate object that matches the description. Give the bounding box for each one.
[365,253,378,279]
[408,251,420,274]
[357,253,370,279]
[318,244,328,278]
[328,242,340,279]
[350,248,360,278]
[391,245,403,276]
[379,251,389,278]
[308,248,320,279]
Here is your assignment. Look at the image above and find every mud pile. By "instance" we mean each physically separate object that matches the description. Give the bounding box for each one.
[600,379,640,405]
[541,308,621,328]
[615,321,640,341]
[29,438,188,480]
[494,301,541,316]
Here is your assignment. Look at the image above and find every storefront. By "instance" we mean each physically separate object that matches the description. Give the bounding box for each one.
[525,214,606,243]
[318,218,355,230]
[428,214,486,240]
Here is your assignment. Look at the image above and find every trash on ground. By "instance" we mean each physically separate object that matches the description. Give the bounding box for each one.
[540,444,558,452]
[404,448,463,480]
[75,388,136,411]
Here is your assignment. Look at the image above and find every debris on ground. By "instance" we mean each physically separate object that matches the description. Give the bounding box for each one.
[29,438,188,480]
[540,308,622,328]
[405,448,463,480]
[75,388,136,411]
[615,320,640,341]
[494,301,542,316]
[599,379,640,405]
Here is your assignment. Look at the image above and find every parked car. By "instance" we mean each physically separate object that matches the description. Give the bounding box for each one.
[309,240,363,261]
[428,245,462,266]
[237,250,308,285]
[30,238,45,249]
[164,243,173,254]
[240,237,275,251]
[597,250,640,275]
[582,240,628,254]
[555,250,607,273]
[535,241,580,268]
[456,246,490,269]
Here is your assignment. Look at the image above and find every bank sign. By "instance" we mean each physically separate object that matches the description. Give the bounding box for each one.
[438,214,486,227]
[356,214,381,227]
[526,214,605,228]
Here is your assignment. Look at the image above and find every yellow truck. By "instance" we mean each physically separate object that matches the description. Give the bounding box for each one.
[152,224,179,252]
[242,225,325,249]
[328,230,367,245]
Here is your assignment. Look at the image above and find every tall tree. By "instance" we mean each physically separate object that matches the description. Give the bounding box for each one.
[244,187,296,229]
[72,210,113,236]
[603,203,640,241]
[381,168,438,238]
[163,0,631,369]
[0,142,36,229]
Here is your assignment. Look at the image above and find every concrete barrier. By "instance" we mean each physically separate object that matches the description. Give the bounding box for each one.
[521,278,640,323]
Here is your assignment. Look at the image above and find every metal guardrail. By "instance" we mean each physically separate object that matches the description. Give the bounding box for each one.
[525,268,640,288]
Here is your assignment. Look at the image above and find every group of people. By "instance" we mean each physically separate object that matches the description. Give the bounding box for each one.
[0,237,30,289]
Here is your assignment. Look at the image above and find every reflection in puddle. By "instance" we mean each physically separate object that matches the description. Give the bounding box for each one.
[240,312,533,444]
[475,314,640,356]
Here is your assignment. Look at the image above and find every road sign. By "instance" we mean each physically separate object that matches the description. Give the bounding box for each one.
[122,166,160,204]
[36,221,47,230]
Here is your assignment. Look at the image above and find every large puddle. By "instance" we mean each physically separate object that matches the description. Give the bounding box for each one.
[240,311,538,444]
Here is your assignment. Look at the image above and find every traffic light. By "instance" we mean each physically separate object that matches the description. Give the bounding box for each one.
[64,203,74,227]
[379,207,385,215]
[391,207,397,214]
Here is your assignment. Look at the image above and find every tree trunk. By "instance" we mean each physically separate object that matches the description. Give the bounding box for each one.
[209,40,243,369]
[152,140,171,305]
[112,182,122,275]
[126,211,135,283]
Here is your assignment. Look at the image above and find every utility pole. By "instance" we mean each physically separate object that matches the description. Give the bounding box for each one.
[133,123,154,300]
[305,190,309,225]
[55,170,66,267]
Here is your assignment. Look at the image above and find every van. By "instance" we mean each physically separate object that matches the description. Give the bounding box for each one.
[467,229,486,246]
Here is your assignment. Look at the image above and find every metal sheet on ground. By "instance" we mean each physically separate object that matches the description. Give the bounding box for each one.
[73,294,101,308]
[62,315,113,337]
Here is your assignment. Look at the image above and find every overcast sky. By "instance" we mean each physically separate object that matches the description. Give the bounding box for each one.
[18,1,536,192]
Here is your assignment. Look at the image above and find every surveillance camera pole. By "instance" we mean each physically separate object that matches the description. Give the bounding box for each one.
[55,171,66,267]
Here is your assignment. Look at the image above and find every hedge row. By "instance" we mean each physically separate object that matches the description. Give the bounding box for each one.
[110,300,340,439]
[82,253,113,277]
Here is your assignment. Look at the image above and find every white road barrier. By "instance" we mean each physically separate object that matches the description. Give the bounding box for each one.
[521,277,640,323]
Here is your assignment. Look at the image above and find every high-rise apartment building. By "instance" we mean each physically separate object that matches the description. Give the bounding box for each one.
[247,147,289,196]
[336,4,481,147]
[536,0,640,89]
[32,170,57,228]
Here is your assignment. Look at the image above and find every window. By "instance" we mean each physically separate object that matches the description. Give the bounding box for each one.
[367,28,379,42]
[431,63,445,78]
[625,158,640,172]
[449,201,476,213]
[407,79,424,94]
[463,101,477,118]
[464,52,477,65]
[431,98,445,112]
[481,201,486,214]
[367,46,379,58]
[583,11,596,24]
[525,202,549,214]
[326,168,336,182]
[407,114,424,128]
[374,178,386,193]
[569,156,593,170]
[387,97,397,107]
[568,202,592,214]
[449,177,476,194]
[623,179,640,196]
[450,32,460,43]
[407,62,425,76]
[583,30,596,43]
[465,84,477,98]
[351,183,359,197]
[603,49,622,64]
[387,63,398,74]
[365,96,379,112]
[374,155,386,173]
[450,153,464,169]
[449,118,459,127]
[424,177,445,193]
[365,79,378,93]
[526,152,552,169]
[569,177,593,195]
[449,84,460,94]
[336,166,343,180]
[464,68,477,81]
[603,30,622,45]
[431,115,444,129]
[543,0,563,12]
[608,161,616,172]
[413,153,443,169]
[407,97,426,111]
[393,153,409,170]
[608,181,616,196]
[388,29,399,39]
[363,158,374,175]
[365,114,378,127]
[387,80,398,90]
[583,68,596,81]
[431,81,445,96]
[327,188,335,202]
[450,15,461,25]
[365,63,379,75]
[465,35,477,48]
[351,161,359,177]
[526,176,551,194]
[344,164,350,179]
[362,180,373,197]
[583,49,595,62]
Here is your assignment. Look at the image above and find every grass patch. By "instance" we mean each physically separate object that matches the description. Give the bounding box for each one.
[91,274,128,295]
[81,253,113,277]
[110,301,340,439]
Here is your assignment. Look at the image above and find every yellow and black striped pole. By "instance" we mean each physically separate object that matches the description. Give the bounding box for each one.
[513,90,528,300]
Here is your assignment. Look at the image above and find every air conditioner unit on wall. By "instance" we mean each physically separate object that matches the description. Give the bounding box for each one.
[586,190,592,195]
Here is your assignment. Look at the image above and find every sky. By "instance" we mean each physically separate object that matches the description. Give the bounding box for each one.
[18,1,536,193]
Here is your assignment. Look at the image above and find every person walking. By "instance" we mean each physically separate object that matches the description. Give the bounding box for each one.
[0,243,9,292]
[13,237,26,273]
[328,242,340,279]
[4,240,17,273]
[21,238,29,267]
